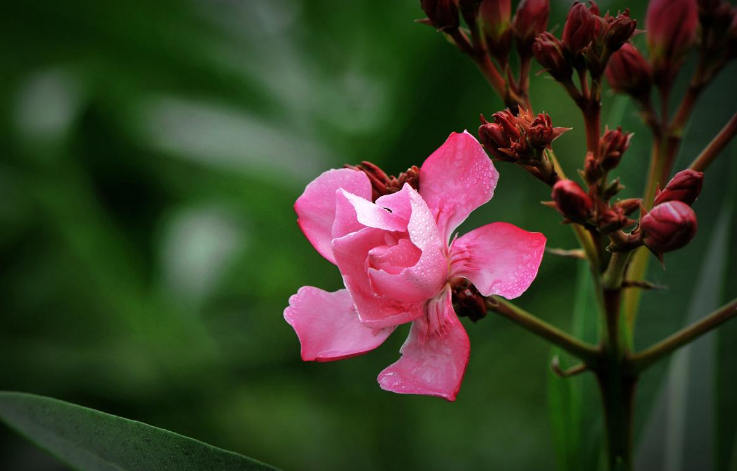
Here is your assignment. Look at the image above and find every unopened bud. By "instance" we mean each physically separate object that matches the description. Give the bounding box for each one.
[562,2,602,57]
[346,162,420,202]
[552,180,593,222]
[599,126,632,171]
[603,9,637,52]
[641,201,698,253]
[646,0,698,83]
[615,198,642,216]
[605,43,652,98]
[420,0,460,31]
[479,118,514,161]
[479,0,512,63]
[597,203,630,233]
[512,0,550,57]
[653,169,704,206]
[527,112,571,149]
[584,151,602,184]
[533,32,573,81]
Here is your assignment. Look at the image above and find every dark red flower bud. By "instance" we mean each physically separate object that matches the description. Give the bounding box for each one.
[641,201,698,253]
[479,0,513,63]
[599,126,633,171]
[615,198,642,216]
[603,9,637,52]
[597,203,630,233]
[420,0,460,31]
[584,151,602,184]
[526,111,571,149]
[479,118,514,161]
[647,0,698,82]
[346,162,420,201]
[605,43,652,98]
[562,2,603,56]
[533,32,573,81]
[552,180,593,222]
[512,0,550,57]
[653,169,704,206]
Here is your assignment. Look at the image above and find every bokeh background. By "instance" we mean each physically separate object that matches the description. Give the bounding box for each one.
[1,0,736,470]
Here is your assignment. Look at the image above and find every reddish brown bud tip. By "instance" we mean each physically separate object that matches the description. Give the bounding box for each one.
[552,180,593,222]
[512,0,550,56]
[347,162,420,202]
[599,126,633,171]
[615,198,643,216]
[420,0,460,31]
[479,120,514,161]
[605,43,652,98]
[653,169,704,206]
[479,0,512,63]
[562,2,603,56]
[533,32,573,81]
[646,0,698,82]
[641,201,698,253]
[603,9,637,52]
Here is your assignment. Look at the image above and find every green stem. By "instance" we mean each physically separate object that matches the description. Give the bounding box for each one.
[689,112,737,172]
[485,297,600,365]
[630,298,737,374]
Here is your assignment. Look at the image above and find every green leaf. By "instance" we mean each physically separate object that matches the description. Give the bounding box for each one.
[0,391,280,471]
[548,260,602,470]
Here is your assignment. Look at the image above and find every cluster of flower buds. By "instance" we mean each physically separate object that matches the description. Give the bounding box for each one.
[478,108,569,162]
[534,1,636,81]
[345,162,420,202]
[478,107,569,184]
[550,179,636,234]
[607,0,737,98]
[640,170,703,256]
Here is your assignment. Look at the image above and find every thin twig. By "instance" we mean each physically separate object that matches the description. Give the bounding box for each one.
[689,113,737,172]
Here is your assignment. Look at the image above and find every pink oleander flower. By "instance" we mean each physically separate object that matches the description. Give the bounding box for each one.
[284,132,546,401]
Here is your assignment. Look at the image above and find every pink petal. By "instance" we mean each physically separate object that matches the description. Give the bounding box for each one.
[284,287,394,361]
[450,222,546,299]
[333,228,426,328]
[332,189,407,240]
[367,186,448,303]
[377,286,470,401]
[295,168,371,264]
[420,132,499,241]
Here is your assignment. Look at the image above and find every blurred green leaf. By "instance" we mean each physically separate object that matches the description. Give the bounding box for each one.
[0,391,280,471]
[548,260,602,471]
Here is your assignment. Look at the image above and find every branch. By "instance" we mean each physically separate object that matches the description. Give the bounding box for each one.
[630,298,737,373]
[486,297,600,365]
[689,113,737,172]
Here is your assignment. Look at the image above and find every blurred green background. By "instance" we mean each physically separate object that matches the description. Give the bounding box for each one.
[1,0,736,470]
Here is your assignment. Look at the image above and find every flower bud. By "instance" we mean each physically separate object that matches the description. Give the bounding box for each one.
[512,0,550,57]
[527,112,571,149]
[552,180,593,222]
[562,2,602,57]
[420,0,460,31]
[641,201,698,253]
[646,0,698,82]
[602,9,637,52]
[479,119,514,161]
[599,126,632,171]
[653,169,704,206]
[479,0,512,63]
[533,32,573,81]
[583,151,602,184]
[605,43,652,98]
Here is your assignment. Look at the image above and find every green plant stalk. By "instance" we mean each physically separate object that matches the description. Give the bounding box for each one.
[485,297,600,365]
[598,248,636,471]
[630,298,737,374]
